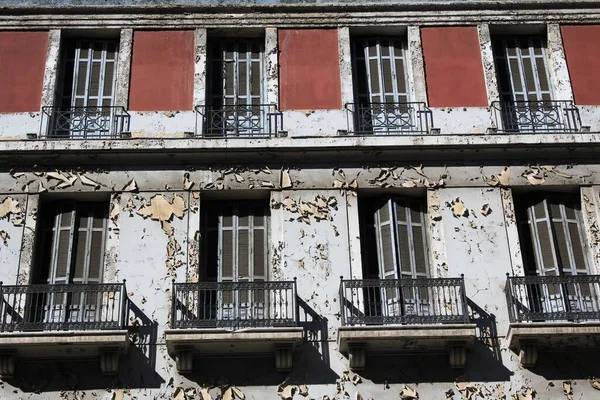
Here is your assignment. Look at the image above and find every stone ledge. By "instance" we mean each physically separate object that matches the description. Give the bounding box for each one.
[337,324,477,370]
[165,327,304,373]
[0,330,129,377]
[507,322,600,367]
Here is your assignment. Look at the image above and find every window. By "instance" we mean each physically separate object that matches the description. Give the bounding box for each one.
[351,37,421,134]
[515,193,593,313]
[206,38,265,137]
[32,201,108,324]
[200,201,269,322]
[491,36,576,132]
[53,39,119,138]
[359,197,429,317]
[493,36,552,104]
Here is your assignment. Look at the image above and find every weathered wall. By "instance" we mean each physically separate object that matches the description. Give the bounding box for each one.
[561,25,600,105]
[421,26,488,107]
[0,31,47,113]
[279,29,342,110]
[129,30,195,111]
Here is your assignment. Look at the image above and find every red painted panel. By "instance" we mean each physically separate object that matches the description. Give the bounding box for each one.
[129,30,194,111]
[562,25,600,105]
[0,31,48,113]
[421,27,488,107]
[279,29,342,110]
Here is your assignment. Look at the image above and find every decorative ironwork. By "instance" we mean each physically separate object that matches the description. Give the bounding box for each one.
[345,102,433,135]
[505,274,600,323]
[171,280,297,329]
[195,104,283,137]
[339,276,469,326]
[491,100,581,133]
[0,282,127,332]
[40,106,130,139]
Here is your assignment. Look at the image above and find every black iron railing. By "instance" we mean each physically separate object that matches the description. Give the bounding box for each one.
[506,274,600,323]
[345,102,433,135]
[172,280,298,329]
[339,276,469,326]
[491,100,581,133]
[41,106,130,139]
[0,282,127,332]
[195,104,283,137]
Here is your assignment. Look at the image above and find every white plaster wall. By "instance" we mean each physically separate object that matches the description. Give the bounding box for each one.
[577,105,600,132]
[437,187,514,335]
[0,195,26,285]
[276,189,351,337]
[0,113,42,139]
[282,110,347,136]
[431,107,492,134]
[129,112,196,137]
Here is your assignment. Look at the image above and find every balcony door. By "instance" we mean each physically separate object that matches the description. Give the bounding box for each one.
[360,197,430,320]
[493,36,558,132]
[201,201,269,326]
[351,37,412,134]
[517,195,594,315]
[206,39,265,137]
[55,40,118,138]
[33,201,108,327]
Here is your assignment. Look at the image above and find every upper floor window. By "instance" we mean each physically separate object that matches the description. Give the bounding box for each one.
[492,35,580,133]
[204,38,270,137]
[493,36,552,104]
[46,39,127,139]
[349,37,431,135]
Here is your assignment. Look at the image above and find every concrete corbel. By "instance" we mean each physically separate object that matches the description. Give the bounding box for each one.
[518,340,538,367]
[99,347,121,375]
[447,342,467,368]
[274,343,294,371]
[0,351,16,378]
[348,343,367,370]
[175,348,194,373]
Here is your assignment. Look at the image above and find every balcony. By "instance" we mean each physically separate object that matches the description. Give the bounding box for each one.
[505,274,600,366]
[195,104,283,138]
[165,280,302,373]
[0,282,129,377]
[40,106,130,139]
[337,276,475,369]
[491,100,583,133]
[344,102,434,135]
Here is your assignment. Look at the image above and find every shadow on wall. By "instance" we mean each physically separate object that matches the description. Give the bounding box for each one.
[182,296,339,386]
[525,351,600,381]
[357,298,513,384]
[7,300,164,392]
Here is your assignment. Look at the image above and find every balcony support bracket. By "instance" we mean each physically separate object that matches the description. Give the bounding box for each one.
[99,347,121,375]
[348,343,367,370]
[175,347,194,374]
[447,342,468,368]
[0,350,16,378]
[274,344,294,371]
[518,340,538,367]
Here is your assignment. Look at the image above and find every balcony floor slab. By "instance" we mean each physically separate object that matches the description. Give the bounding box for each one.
[507,322,600,351]
[337,324,477,354]
[164,327,304,356]
[0,330,129,359]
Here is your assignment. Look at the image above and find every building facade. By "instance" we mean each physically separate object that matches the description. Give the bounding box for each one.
[0,0,600,399]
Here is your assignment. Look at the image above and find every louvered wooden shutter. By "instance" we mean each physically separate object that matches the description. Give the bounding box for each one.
[374,198,399,282]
